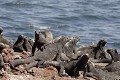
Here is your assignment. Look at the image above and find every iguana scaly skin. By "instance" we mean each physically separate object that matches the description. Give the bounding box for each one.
[11,36,70,68]
[86,61,120,80]
[13,35,25,52]
[44,54,89,77]
[23,37,33,52]
[77,40,107,59]
[13,35,33,53]
[32,31,49,55]
[107,48,120,62]
[0,27,12,47]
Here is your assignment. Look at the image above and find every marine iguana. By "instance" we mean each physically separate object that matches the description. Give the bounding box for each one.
[104,61,120,76]
[23,36,33,52]
[0,27,13,47]
[103,49,120,76]
[93,40,107,59]
[32,31,50,56]
[95,48,120,67]
[41,30,53,43]
[13,35,25,52]
[10,36,70,68]
[43,54,89,77]
[54,36,80,62]
[107,48,120,62]
[86,61,120,80]
[77,40,107,59]
[13,35,33,52]
[63,36,80,59]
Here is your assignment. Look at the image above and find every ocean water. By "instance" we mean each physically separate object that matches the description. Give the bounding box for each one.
[0,0,120,52]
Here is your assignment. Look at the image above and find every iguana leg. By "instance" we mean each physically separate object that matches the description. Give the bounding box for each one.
[59,63,69,77]
[90,58,112,63]
[37,60,46,68]
[25,61,38,70]
[11,56,37,68]
[44,61,69,77]
[43,61,60,67]
[32,43,37,56]
[56,53,70,62]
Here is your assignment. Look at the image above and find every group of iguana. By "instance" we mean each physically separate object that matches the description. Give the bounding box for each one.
[0,27,120,80]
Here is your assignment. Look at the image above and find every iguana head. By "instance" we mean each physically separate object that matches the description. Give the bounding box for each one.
[107,48,118,61]
[53,36,70,44]
[34,30,49,45]
[69,36,80,45]
[35,31,41,41]
[77,53,89,67]
[14,35,25,45]
[80,53,89,63]
[97,40,107,48]
[70,36,80,42]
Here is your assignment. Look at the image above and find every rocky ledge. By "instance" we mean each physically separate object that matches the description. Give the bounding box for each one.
[0,27,119,80]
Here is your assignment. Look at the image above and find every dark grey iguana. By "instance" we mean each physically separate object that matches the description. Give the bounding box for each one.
[86,61,120,80]
[63,36,80,59]
[13,35,33,53]
[0,27,13,47]
[77,40,107,59]
[93,40,107,59]
[44,53,89,77]
[10,36,70,68]
[104,61,120,76]
[103,49,120,76]
[13,35,25,52]
[23,36,33,52]
[55,36,80,62]
[32,31,47,55]
[107,48,120,62]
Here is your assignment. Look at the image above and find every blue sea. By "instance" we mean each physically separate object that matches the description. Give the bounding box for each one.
[0,0,120,52]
